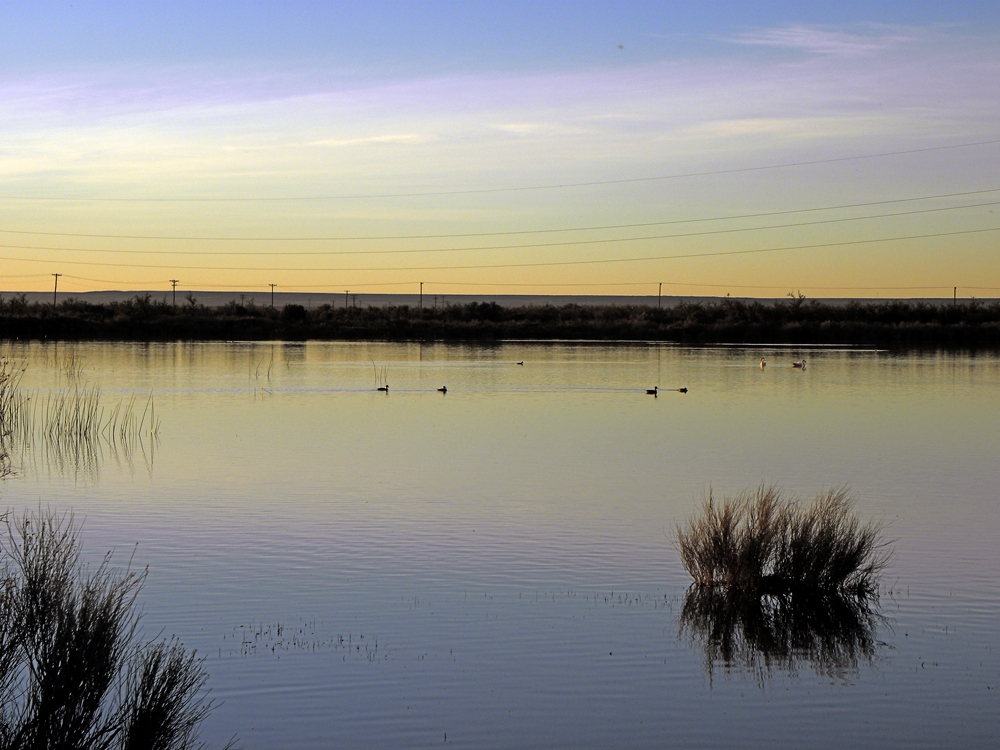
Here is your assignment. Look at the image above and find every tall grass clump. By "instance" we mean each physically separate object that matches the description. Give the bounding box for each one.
[0,508,233,750]
[676,486,890,598]
[676,486,892,679]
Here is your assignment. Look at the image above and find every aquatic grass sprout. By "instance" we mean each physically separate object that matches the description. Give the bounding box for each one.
[676,486,891,597]
[0,358,160,481]
[0,509,232,750]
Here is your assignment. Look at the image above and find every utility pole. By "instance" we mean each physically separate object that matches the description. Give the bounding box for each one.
[169,279,179,307]
[52,273,61,306]
[658,282,662,309]
[419,282,423,309]
[954,286,957,305]
[345,290,349,309]
[269,283,277,308]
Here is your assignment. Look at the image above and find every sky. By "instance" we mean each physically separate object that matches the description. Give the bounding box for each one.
[1,1,999,298]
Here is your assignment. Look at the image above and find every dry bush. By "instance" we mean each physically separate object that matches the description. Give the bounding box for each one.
[0,509,234,750]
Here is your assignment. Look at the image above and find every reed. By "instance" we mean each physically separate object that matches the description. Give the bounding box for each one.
[0,359,160,481]
[676,486,890,597]
[0,508,232,749]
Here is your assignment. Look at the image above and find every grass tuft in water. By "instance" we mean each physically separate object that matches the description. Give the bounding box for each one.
[676,486,891,597]
[676,486,893,679]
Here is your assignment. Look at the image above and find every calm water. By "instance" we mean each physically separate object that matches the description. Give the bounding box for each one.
[2,341,999,749]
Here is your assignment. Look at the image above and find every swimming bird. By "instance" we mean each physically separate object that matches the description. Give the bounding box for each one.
[760,358,766,369]
[377,383,389,392]
[646,386,658,395]
[516,361,524,366]
[437,386,447,393]
[792,359,806,369]
[678,387,688,393]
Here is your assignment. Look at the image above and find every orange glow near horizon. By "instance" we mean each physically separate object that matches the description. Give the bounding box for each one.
[2,23,999,298]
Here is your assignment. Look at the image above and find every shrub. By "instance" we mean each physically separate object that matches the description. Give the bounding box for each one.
[281,304,307,322]
[0,509,233,750]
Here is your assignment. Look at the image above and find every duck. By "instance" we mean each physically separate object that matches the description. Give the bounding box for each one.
[792,359,806,369]
[646,386,658,395]
[760,358,766,369]
[678,387,688,393]
[516,361,524,366]
[377,383,389,392]
[437,386,447,393]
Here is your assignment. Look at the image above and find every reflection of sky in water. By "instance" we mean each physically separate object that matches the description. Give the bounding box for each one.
[2,342,998,748]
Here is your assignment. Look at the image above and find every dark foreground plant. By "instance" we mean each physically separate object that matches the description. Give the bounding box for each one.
[0,509,234,750]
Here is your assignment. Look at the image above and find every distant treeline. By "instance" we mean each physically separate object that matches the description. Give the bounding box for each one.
[2,293,999,347]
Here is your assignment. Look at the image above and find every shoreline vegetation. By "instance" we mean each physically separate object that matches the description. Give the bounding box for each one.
[1,294,999,347]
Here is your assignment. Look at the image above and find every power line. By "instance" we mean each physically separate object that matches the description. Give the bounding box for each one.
[23,277,1000,293]
[4,226,998,273]
[3,200,997,259]
[1,139,998,202]
[388,280,961,290]
[2,187,998,242]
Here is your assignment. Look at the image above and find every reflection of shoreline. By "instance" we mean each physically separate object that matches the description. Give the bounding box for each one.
[679,586,887,683]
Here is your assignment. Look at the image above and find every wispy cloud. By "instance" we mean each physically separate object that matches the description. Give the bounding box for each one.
[307,133,423,147]
[730,25,917,56]
[491,122,591,137]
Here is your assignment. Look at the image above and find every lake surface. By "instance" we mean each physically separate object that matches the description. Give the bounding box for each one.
[2,341,998,749]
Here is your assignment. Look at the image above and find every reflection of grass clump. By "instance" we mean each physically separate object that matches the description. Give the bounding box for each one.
[679,583,884,681]
[676,486,890,597]
[0,509,232,749]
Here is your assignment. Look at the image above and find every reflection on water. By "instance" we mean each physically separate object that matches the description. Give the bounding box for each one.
[680,586,886,683]
[6,428,158,483]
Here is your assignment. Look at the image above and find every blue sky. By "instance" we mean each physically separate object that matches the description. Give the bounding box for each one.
[3,2,999,70]
[1,2,998,296]
[4,2,1000,75]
